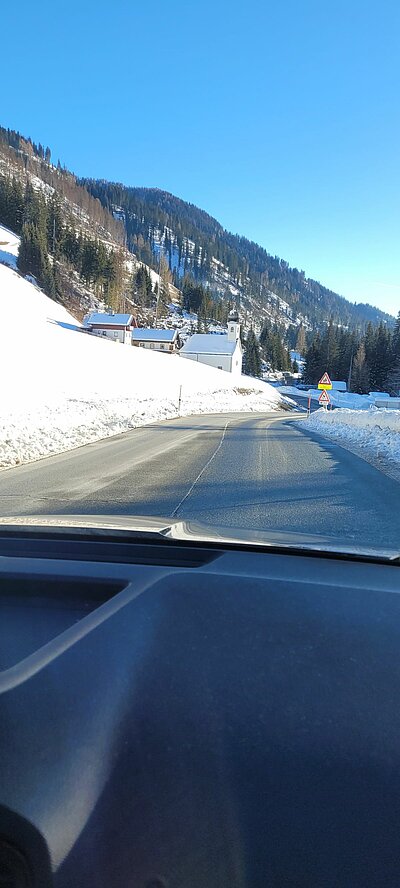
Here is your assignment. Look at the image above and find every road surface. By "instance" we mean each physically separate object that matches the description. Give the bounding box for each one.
[281,391,333,412]
[0,411,398,551]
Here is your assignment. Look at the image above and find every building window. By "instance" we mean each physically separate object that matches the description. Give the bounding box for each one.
[150,343,155,349]
[102,331,107,336]
[114,331,118,337]
[160,344,164,350]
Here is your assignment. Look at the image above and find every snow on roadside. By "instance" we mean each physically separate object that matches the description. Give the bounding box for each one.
[0,388,282,468]
[304,407,400,465]
[280,385,376,410]
[0,240,283,468]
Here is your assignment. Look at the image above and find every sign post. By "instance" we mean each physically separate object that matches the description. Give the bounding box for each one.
[318,390,330,409]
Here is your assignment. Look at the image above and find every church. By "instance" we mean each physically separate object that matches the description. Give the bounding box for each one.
[179,309,243,375]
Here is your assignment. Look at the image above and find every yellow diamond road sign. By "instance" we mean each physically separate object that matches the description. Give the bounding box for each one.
[318,372,332,390]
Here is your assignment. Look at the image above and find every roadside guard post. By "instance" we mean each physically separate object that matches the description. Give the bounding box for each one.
[318,390,330,410]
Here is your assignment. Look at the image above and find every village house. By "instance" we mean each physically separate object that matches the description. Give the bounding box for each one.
[179,309,243,374]
[131,328,181,353]
[84,312,136,345]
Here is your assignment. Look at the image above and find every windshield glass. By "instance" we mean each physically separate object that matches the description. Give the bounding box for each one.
[0,1,399,557]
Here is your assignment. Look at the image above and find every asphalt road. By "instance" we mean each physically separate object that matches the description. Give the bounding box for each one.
[0,411,398,550]
[282,391,330,412]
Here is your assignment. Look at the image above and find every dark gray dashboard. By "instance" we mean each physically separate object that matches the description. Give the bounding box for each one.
[0,532,399,887]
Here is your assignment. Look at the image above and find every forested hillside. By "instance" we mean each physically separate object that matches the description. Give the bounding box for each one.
[0,124,394,336]
[81,181,394,331]
[0,127,130,319]
[303,315,400,394]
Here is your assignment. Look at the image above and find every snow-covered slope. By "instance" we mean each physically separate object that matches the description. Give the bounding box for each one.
[0,223,19,270]
[0,227,283,467]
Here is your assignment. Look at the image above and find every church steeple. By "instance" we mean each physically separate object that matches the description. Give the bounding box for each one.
[227,308,240,342]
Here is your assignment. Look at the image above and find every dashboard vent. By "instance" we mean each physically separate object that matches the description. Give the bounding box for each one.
[0,840,31,887]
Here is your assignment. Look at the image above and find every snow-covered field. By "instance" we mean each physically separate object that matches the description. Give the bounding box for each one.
[0,223,19,270]
[0,225,283,467]
[305,407,400,466]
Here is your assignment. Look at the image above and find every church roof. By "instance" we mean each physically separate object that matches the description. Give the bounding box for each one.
[180,334,238,356]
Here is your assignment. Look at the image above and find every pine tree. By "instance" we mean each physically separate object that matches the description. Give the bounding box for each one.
[18,222,41,278]
[47,196,64,256]
[336,329,357,383]
[351,342,370,393]
[244,329,262,377]
[295,324,306,354]
[182,275,205,313]
[387,311,400,393]
[391,311,400,367]
[104,249,126,310]
[364,323,377,388]
[304,333,322,384]
[259,320,271,352]
[319,319,339,376]
[259,320,291,371]
[134,265,153,306]
[63,227,81,265]
[370,323,392,390]
[42,263,57,300]
[157,255,172,318]
[387,366,400,395]
[18,221,57,299]
[0,175,24,234]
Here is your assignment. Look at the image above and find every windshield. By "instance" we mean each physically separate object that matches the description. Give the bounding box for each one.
[0,1,399,558]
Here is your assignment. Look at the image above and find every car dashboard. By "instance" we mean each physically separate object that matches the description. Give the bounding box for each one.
[0,525,399,887]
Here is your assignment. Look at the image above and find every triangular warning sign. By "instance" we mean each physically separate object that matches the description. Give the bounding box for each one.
[318,390,330,404]
[319,372,331,386]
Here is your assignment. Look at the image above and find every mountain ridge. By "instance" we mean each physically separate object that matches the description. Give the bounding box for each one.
[0,123,393,333]
[81,180,394,331]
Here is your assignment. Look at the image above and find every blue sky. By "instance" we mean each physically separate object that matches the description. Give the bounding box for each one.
[2,0,399,315]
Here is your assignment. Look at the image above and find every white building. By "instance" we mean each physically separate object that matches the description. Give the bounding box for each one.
[84,312,135,345]
[132,328,181,353]
[180,310,243,374]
